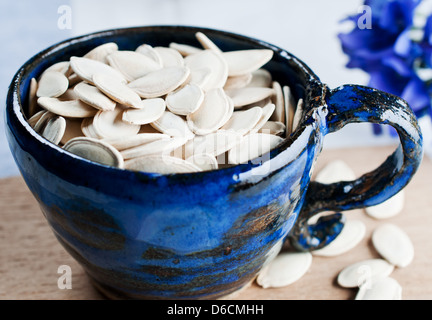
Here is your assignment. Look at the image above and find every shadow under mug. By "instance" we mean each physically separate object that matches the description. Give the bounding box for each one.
[6,26,423,299]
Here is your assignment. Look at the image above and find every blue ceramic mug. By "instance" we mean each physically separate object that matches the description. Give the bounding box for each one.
[6,26,423,299]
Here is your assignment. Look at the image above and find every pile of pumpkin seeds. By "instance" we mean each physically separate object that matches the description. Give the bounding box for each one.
[256,160,413,300]
[27,32,303,174]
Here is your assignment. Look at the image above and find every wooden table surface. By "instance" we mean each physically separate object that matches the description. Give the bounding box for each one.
[1,146,431,300]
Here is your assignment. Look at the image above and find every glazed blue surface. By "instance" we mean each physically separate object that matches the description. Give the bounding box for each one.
[5,26,423,299]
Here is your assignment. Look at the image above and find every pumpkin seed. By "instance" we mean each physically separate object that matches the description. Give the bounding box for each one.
[221,106,263,135]
[225,87,274,109]
[337,259,395,288]
[36,71,69,98]
[187,88,232,135]
[74,82,116,111]
[185,153,219,171]
[256,252,312,288]
[92,107,141,139]
[184,50,228,91]
[154,47,184,67]
[83,42,118,64]
[124,154,202,174]
[37,97,98,118]
[315,160,356,184]
[93,73,142,108]
[312,220,366,257]
[128,66,190,98]
[70,56,126,85]
[228,133,283,164]
[122,98,166,125]
[365,190,405,219]
[102,133,169,151]
[355,277,402,300]
[107,50,162,81]
[222,49,273,77]
[151,111,195,139]
[372,223,414,268]
[63,136,124,168]
[166,83,204,116]
[40,116,66,145]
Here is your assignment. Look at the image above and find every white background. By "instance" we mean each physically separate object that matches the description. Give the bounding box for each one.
[1,0,403,178]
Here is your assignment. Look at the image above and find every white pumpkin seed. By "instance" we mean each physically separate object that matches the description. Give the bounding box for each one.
[337,259,395,288]
[292,98,304,132]
[41,116,66,145]
[28,110,47,128]
[128,66,190,98]
[225,87,274,109]
[365,190,405,219]
[93,73,142,108]
[42,61,71,76]
[122,98,166,125]
[36,71,69,98]
[121,137,188,160]
[224,73,253,90]
[315,160,356,184]
[92,107,141,139]
[258,121,286,136]
[186,153,219,171]
[250,103,276,133]
[195,32,223,53]
[154,47,184,67]
[70,56,126,85]
[283,85,296,136]
[83,42,118,64]
[372,223,414,268]
[124,154,202,174]
[187,88,232,135]
[222,49,273,77]
[221,107,263,135]
[166,84,204,116]
[188,67,212,89]
[151,111,194,139]
[61,118,84,145]
[270,81,284,124]
[228,133,283,164]
[169,42,202,56]
[81,117,101,139]
[73,82,116,111]
[184,50,228,91]
[37,97,98,118]
[184,131,242,158]
[33,111,55,133]
[28,78,39,117]
[312,220,366,257]
[247,69,272,88]
[135,44,163,66]
[63,136,124,168]
[256,252,312,288]
[102,133,169,151]
[355,277,402,300]
[107,50,162,81]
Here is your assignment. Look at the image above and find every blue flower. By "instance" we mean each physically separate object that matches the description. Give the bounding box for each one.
[339,0,420,72]
[339,0,432,123]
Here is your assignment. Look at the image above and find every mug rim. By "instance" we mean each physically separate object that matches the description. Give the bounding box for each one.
[6,25,322,180]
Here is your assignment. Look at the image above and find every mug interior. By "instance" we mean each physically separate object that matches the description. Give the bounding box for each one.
[8,25,321,178]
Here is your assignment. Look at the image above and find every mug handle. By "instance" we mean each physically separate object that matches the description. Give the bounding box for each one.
[288,84,424,251]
